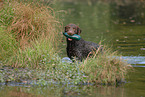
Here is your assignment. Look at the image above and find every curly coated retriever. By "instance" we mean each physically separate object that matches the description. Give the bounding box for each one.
[64,24,102,61]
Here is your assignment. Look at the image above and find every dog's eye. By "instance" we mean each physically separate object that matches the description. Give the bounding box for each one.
[66,27,70,29]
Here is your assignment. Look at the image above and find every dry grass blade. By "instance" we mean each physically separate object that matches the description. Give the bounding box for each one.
[1,1,63,68]
[8,1,61,48]
[80,46,131,85]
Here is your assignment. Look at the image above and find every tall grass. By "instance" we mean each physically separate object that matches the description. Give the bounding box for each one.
[80,46,130,85]
[0,27,18,60]
[8,1,61,48]
[0,1,62,68]
[7,37,57,68]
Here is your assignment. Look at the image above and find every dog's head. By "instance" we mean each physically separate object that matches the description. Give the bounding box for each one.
[64,24,81,36]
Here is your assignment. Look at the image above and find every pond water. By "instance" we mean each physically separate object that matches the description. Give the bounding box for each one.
[1,1,145,97]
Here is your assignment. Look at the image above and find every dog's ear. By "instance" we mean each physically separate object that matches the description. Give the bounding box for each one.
[77,26,82,35]
[64,26,67,32]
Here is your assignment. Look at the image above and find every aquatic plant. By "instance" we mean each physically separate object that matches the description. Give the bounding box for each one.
[0,56,86,85]
[35,60,86,85]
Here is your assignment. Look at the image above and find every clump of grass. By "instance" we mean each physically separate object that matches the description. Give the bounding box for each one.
[7,1,61,48]
[80,46,130,85]
[7,37,56,68]
[0,1,62,68]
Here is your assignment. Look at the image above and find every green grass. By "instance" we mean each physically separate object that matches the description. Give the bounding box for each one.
[0,1,62,68]
[6,37,57,68]
[0,27,18,60]
[80,46,130,85]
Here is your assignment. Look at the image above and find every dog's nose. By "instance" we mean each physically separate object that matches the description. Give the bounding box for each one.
[67,31,74,36]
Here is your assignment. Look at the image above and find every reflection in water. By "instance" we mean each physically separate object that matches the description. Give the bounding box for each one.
[0,84,126,97]
[112,26,145,56]
[0,86,41,97]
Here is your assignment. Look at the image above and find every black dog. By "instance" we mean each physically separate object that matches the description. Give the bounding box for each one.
[64,24,102,61]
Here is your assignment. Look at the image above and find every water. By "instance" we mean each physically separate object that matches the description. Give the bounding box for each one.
[1,0,145,97]
[122,56,145,65]
[57,1,145,97]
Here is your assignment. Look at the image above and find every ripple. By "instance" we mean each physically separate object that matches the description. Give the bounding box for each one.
[121,56,145,65]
